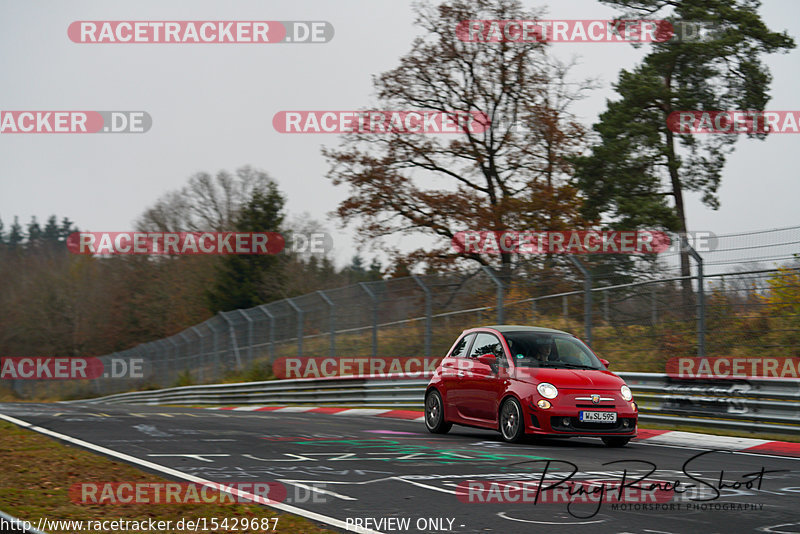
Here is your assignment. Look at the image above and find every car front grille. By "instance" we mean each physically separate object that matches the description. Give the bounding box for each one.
[550,416,636,433]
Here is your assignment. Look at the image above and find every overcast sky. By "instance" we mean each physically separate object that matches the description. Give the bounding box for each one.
[1,0,798,268]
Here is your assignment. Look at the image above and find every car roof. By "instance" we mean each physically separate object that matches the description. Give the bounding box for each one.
[474,325,573,335]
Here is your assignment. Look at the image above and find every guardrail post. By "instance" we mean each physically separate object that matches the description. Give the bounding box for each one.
[234,310,254,366]
[412,275,432,357]
[258,305,276,361]
[682,237,705,358]
[603,291,609,323]
[317,290,336,358]
[220,312,244,371]
[287,298,304,358]
[481,266,505,324]
[569,256,592,346]
[359,282,378,359]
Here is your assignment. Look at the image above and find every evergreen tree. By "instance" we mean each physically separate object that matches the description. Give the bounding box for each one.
[206,184,286,312]
[575,0,795,297]
[8,217,24,248]
[27,216,42,243]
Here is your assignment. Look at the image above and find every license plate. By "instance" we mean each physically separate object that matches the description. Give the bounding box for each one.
[579,411,617,423]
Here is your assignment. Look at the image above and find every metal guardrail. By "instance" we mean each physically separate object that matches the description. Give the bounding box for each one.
[70,375,432,409]
[71,372,800,436]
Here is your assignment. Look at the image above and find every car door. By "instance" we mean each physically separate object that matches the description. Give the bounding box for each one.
[439,333,475,420]
[459,332,505,423]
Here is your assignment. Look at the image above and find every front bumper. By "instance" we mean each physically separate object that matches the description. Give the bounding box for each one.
[524,391,638,437]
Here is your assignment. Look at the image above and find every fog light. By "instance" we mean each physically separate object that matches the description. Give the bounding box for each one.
[536,399,551,409]
[622,419,630,428]
[562,417,571,426]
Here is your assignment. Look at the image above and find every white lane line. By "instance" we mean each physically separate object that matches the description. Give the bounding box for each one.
[277,480,358,501]
[0,412,384,534]
[633,440,800,460]
[334,409,388,416]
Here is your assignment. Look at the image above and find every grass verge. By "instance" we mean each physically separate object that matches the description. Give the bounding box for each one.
[0,420,336,533]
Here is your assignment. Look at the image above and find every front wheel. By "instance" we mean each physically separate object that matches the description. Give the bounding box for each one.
[425,390,451,434]
[499,398,525,443]
[602,437,630,447]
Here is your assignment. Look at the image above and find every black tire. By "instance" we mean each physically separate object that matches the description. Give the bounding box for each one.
[499,398,525,443]
[425,390,451,434]
[602,437,630,448]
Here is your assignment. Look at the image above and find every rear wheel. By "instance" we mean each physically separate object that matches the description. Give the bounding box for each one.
[602,437,630,447]
[499,398,525,443]
[425,390,451,434]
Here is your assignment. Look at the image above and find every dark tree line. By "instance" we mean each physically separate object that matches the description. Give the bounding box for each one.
[0,169,384,359]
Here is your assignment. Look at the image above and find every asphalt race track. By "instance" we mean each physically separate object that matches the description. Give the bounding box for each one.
[2,402,799,534]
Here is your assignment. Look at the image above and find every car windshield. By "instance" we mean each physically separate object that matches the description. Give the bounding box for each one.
[502,331,604,370]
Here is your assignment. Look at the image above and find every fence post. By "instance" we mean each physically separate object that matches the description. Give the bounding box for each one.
[208,321,223,380]
[569,256,592,346]
[603,291,609,323]
[412,275,432,357]
[287,298,304,358]
[682,237,705,357]
[359,282,379,358]
[220,312,243,371]
[651,284,657,326]
[317,290,336,358]
[190,326,204,382]
[258,305,276,361]
[236,309,254,366]
[481,266,505,324]
[167,338,179,385]
[178,331,191,381]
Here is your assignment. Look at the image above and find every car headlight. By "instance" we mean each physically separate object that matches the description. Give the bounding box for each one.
[537,382,558,399]
[620,385,633,401]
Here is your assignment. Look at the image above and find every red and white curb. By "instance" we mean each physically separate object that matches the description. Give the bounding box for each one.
[208,405,800,458]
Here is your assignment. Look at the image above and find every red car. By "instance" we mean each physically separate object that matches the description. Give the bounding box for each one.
[424,325,637,447]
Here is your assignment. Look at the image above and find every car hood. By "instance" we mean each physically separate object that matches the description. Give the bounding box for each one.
[511,367,625,389]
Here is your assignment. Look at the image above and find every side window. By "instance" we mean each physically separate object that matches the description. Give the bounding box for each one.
[450,333,475,358]
[468,333,503,359]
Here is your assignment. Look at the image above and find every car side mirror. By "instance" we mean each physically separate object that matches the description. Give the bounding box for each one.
[477,354,497,367]
[599,359,610,368]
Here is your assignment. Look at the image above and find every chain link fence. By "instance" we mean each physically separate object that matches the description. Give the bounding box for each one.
[7,226,800,399]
